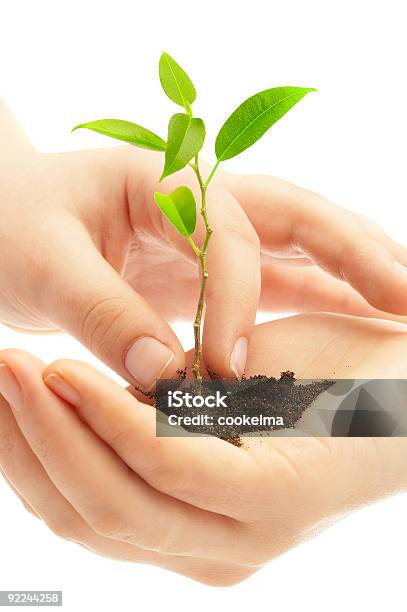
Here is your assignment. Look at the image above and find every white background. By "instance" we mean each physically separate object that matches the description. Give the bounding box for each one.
[1,0,407,610]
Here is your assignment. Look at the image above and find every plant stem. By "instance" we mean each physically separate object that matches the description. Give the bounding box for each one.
[190,155,214,381]
[187,236,201,257]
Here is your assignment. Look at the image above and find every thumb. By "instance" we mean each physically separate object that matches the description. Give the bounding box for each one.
[45,238,185,393]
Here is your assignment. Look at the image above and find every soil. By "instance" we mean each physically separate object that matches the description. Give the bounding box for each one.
[155,371,334,446]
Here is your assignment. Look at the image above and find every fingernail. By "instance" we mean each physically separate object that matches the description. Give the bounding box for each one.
[44,372,81,406]
[230,337,248,379]
[125,337,175,392]
[0,362,23,410]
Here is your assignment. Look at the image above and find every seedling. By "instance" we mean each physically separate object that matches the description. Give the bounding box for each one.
[73,53,315,381]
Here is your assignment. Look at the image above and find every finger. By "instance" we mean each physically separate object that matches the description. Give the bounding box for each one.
[0,350,248,562]
[355,212,407,262]
[259,257,407,321]
[201,184,261,378]
[42,358,259,521]
[44,219,185,393]
[0,391,248,584]
[0,395,37,516]
[250,436,407,535]
[0,466,39,518]
[0,389,113,548]
[223,173,407,315]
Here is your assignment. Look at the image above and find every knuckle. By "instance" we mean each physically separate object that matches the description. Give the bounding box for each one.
[46,514,85,542]
[31,435,56,463]
[229,523,271,567]
[231,542,269,567]
[343,232,363,257]
[146,462,196,504]
[20,498,38,518]
[332,237,364,280]
[79,296,132,358]
[90,510,130,540]
[89,505,166,552]
[195,566,255,587]
[226,225,261,253]
[153,523,187,556]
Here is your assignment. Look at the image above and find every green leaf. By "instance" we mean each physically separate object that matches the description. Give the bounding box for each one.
[159,52,196,111]
[161,113,205,180]
[215,86,316,161]
[154,186,197,237]
[72,119,166,152]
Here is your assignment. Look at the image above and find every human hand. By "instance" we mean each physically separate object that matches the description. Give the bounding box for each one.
[1,314,406,586]
[2,99,407,391]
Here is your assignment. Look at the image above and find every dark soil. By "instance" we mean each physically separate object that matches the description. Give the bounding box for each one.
[156,371,334,445]
[221,372,333,445]
[226,435,243,448]
[232,371,333,429]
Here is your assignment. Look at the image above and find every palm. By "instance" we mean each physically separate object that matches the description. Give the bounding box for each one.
[231,314,407,557]
[122,232,362,323]
[244,313,407,379]
[123,232,199,320]
[240,313,407,457]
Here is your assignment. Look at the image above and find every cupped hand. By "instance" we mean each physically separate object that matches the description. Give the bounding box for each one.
[1,313,407,586]
[3,98,407,389]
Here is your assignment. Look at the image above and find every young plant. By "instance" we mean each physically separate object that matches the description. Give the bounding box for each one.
[73,53,315,381]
